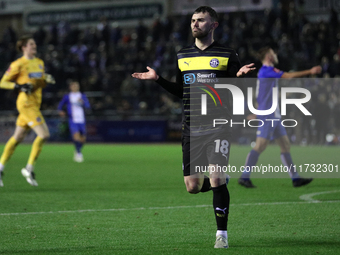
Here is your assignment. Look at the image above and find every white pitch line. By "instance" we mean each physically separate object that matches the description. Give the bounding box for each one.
[299,190,340,202]
[0,200,339,216]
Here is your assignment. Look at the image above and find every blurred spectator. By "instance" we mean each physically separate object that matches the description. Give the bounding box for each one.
[313,94,331,144]
[48,24,58,46]
[70,41,88,64]
[33,27,46,47]
[111,23,122,45]
[329,54,340,77]
[321,56,330,74]
[2,26,16,46]
[151,17,163,42]
[136,20,147,46]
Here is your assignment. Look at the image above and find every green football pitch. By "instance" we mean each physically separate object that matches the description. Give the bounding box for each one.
[0,143,339,255]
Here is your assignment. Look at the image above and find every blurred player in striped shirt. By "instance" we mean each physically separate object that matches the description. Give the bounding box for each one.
[58,81,90,162]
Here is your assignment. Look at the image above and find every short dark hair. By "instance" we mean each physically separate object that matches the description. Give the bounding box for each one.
[194,6,218,22]
[257,47,272,61]
[16,35,34,52]
[68,79,80,85]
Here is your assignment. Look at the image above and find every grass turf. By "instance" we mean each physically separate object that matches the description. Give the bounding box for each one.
[0,143,339,254]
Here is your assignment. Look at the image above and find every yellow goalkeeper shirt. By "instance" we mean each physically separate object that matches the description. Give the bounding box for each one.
[0,56,46,110]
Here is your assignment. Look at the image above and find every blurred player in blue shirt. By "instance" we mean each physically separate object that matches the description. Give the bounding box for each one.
[239,47,321,188]
[58,80,90,162]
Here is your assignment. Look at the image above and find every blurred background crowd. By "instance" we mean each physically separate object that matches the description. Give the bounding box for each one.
[0,0,339,144]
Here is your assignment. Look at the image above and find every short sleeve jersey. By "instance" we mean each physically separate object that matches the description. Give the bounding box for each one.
[177,42,241,136]
[256,65,284,119]
[58,92,91,124]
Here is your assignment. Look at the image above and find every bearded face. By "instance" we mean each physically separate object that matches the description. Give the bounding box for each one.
[192,26,210,39]
[191,12,215,39]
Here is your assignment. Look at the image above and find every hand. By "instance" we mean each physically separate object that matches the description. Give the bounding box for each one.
[77,99,84,106]
[59,111,66,118]
[45,74,56,84]
[132,66,159,80]
[246,114,257,120]
[15,83,33,94]
[310,66,322,75]
[237,63,256,77]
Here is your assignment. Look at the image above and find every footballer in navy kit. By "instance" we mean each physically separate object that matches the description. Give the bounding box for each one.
[238,47,321,188]
[132,6,255,249]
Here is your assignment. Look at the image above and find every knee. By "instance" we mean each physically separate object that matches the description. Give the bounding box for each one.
[284,141,290,151]
[281,144,290,153]
[73,134,81,142]
[40,133,50,141]
[186,185,200,194]
[280,140,290,153]
[15,137,24,143]
[13,134,25,143]
[79,135,86,143]
[185,181,201,194]
[254,144,266,154]
[210,177,225,187]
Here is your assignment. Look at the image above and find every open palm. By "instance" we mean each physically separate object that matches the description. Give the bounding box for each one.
[237,63,256,77]
[132,66,158,80]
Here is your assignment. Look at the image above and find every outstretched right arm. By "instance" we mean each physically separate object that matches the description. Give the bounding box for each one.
[281,65,322,78]
[132,66,183,99]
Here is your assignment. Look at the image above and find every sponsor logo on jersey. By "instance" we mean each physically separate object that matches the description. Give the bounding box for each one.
[197,73,218,83]
[29,72,43,78]
[197,73,216,78]
[184,73,196,84]
[210,58,219,68]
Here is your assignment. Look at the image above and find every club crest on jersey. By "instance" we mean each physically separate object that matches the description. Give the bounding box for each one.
[273,68,281,73]
[39,64,43,70]
[210,58,219,68]
[36,117,42,123]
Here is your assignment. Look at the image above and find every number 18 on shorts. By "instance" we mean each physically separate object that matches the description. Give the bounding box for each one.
[183,133,231,176]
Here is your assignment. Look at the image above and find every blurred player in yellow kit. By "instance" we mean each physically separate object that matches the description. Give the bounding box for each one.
[0,35,55,187]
